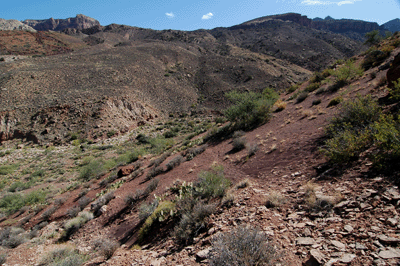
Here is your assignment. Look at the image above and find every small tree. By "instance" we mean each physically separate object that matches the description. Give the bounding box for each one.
[364,30,382,46]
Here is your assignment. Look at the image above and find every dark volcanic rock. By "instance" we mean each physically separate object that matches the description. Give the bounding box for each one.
[387,53,400,88]
[23,14,100,31]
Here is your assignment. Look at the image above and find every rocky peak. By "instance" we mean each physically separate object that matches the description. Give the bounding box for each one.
[22,14,100,31]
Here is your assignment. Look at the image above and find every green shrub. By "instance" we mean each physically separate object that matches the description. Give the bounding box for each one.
[0,253,6,265]
[389,78,400,101]
[305,82,320,92]
[146,166,164,180]
[0,227,27,248]
[148,136,174,154]
[0,190,47,215]
[185,145,206,161]
[61,211,93,241]
[362,49,390,70]
[194,166,231,199]
[332,60,363,85]
[209,226,279,266]
[173,201,215,244]
[322,95,384,164]
[364,30,382,46]
[287,84,299,93]
[79,159,105,181]
[138,201,175,242]
[327,96,343,107]
[0,164,18,176]
[224,88,278,130]
[163,131,177,138]
[138,199,159,222]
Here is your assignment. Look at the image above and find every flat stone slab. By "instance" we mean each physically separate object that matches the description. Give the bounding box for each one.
[379,249,400,259]
[296,237,315,246]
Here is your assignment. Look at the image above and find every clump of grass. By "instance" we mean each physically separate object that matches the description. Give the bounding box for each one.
[209,226,280,266]
[194,165,231,199]
[0,227,27,248]
[60,211,93,241]
[41,206,58,221]
[92,238,120,259]
[305,82,320,92]
[91,192,114,216]
[327,96,343,107]
[273,99,287,112]
[236,178,251,189]
[79,159,105,181]
[148,152,171,168]
[246,142,259,157]
[78,196,91,210]
[146,166,164,180]
[40,246,84,266]
[265,191,286,208]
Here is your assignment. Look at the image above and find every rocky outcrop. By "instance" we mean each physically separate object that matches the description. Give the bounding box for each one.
[0,18,36,32]
[22,14,100,31]
[387,53,400,88]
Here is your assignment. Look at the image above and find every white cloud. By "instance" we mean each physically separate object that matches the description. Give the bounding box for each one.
[202,12,214,20]
[166,12,175,18]
[301,0,361,5]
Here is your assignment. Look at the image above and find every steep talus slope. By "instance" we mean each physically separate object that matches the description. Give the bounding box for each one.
[0,39,310,144]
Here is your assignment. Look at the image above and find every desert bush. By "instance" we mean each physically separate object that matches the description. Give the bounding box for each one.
[236,178,251,189]
[148,136,175,154]
[246,142,259,157]
[41,206,57,220]
[67,206,81,218]
[209,226,279,266]
[173,201,215,244]
[124,189,144,205]
[136,133,149,144]
[364,30,382,46]
[296,91,308,103]
[93,238,120,259]
[287,84,299,93]
[332,60,364,86]
[185,145,206,161]
[322,95,386,164]
[224,88,278,130]
[8,181,32,192]
[40,247,84,266]
[312,99,321,106]
[165,155,184,171]
[0,253,6,265]
[362,49,390,70]
[0,164,18,176]
[315,87,326,95]
[144,178,159,195]
[0,227,27,248]
[327,96,343,107]
[265,191,286,208]
[138,201,175,242]
[138,199,159,222]
[61,211,93,241]
[305,82,320,92]
[163,130,177,138]
[148,152,170,168]
[79,159,105,181]
[0,190,47,215]
[146,166,164,180]
[389,78,400,101]
[194,166,231,200]
[91,192,114,216]
[273,99,287,112]
[232,136,247,151]
[78,196,91,210]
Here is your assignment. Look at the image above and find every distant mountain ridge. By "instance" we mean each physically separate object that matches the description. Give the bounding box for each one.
[383,18,400,33]
[22,14,100,31]
[242,13,383,42]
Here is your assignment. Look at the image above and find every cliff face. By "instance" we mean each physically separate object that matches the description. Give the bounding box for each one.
[243,13,383,41]
[0,18,36,32]
[22,14,100,31]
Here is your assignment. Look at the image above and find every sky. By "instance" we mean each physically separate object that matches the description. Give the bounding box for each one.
[1,0,399,31]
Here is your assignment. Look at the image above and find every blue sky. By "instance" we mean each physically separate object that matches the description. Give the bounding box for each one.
[1,0,399,31]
